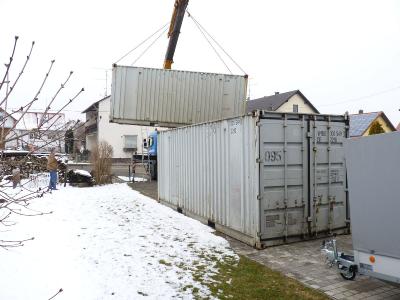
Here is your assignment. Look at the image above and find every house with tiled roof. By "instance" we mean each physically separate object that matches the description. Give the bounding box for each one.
[5,111,67,152]
[246,90,319,114]
[349,111,396,138]
[397,122,400,131]
[0,108,17,149]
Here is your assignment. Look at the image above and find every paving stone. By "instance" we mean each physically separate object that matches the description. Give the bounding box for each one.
[365,295,384,300]
[310,284,321,289]
[352,294,366,300]
[325,290,338,297]
[321,285,337,292]
[381,292,397,299]
[343,291,356,297]
[385,295,400,300]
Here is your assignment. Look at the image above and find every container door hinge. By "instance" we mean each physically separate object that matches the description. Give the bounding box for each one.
[307,132,312,138]
[257,194,263,201]
[256,158,263,164]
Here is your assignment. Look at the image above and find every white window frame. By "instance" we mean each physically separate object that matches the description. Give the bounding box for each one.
[123,135,138,151]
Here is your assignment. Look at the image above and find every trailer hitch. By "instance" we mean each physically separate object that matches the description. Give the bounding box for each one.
[321,239,357,280]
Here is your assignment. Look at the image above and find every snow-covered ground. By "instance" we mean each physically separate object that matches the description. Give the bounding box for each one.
[117,176,148,182]
[0,183,237,300]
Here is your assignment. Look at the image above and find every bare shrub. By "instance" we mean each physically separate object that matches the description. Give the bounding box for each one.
[90,141,113,185]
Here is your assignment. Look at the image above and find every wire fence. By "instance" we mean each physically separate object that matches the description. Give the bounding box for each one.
[26,173,50,189]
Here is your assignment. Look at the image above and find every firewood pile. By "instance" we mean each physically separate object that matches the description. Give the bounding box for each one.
[0,154,67,182]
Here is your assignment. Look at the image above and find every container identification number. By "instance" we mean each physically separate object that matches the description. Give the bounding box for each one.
[317,129,343,143]
[265,151,282,162]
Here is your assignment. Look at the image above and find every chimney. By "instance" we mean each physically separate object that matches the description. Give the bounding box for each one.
[275,92,279,95]
[358,109,364,114]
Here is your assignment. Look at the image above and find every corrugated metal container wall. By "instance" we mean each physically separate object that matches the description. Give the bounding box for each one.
[110,65,248,127]
[158,116,260,246]
[158,112,349,248]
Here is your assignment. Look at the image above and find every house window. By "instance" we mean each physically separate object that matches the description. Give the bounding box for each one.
[293,104,299,113]
[47,133,57,140]
[29,132,40,139]
[123,135,138,151]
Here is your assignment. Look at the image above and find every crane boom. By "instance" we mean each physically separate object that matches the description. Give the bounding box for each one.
[163,0,189,69]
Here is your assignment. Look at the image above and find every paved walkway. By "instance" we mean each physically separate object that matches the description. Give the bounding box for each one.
[226,235,400,300]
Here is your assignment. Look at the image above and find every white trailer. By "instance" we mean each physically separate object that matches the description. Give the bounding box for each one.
[322,131,400,283]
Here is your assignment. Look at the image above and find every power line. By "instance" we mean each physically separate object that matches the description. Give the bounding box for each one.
[320,85,400,107]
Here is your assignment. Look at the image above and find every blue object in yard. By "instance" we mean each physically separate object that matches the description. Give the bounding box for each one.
[148,131,158,156]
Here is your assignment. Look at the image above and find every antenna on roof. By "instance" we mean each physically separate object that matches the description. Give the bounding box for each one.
[105,70,108,97]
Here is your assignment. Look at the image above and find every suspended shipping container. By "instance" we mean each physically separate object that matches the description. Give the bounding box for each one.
[110,65,248,127]
[158,111,350,248]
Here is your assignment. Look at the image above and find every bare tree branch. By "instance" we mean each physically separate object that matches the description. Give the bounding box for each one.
[0,36,85,249]
[0,237,34,249]
[48,288,63,300]
[0,40,35,108]
[0,36,18,92]
[38,70,73,128]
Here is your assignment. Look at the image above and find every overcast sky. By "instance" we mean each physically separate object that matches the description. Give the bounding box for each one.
[0,0,399,126]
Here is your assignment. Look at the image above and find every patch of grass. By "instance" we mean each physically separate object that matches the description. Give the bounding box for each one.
[159,259,172,267]
[209,255,328,300]
[182,284,193,292]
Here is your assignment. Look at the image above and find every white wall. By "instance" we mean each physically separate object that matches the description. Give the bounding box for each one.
[6,129,65,152]
[277,94,317,114]
[1,116,15,128]
[86,134,97,152]
[98,97,161,159]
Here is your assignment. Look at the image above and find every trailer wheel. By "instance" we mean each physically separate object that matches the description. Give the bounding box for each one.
[340,269,356,280]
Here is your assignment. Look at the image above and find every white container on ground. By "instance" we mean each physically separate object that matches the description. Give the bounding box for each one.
[110,65,248,127]
[345,131,400,284]
[158,111,350,248]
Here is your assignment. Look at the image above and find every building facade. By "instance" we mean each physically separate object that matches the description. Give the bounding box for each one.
[349,111,396,138]
[83,96,161,160]
[247,90,320,114]
[5,111,67,152]
[0,108,17,149]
